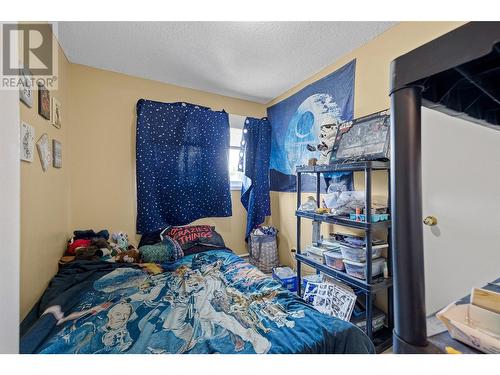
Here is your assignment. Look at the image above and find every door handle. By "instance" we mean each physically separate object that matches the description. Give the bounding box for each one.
[423,216,438,226]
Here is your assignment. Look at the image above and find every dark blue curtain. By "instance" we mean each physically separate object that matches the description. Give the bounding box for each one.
[136,99,232,234]
[240,117,272,239]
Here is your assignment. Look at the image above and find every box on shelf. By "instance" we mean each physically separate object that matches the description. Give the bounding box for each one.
[303,244,332,264]
[327,233,386,248]
[324,251,345,271]
[343,257,385,280]
[339,243,387,263]
[351,307,386,333]
[319,239,342,251]
[349,213,389,222]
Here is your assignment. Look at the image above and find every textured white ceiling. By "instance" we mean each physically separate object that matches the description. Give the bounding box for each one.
[57,22,396,103]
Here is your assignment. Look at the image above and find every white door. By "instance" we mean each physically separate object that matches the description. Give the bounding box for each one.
[421,107,500,315]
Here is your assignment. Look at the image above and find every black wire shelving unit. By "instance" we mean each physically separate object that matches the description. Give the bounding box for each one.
[295,161,393,353]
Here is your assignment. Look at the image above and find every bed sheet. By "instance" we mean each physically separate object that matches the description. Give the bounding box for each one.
[21,249,374,354]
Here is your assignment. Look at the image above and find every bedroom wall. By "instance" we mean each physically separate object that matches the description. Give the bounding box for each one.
[265,21,466,269]
[68,64,267,256]
[20,33,72,318]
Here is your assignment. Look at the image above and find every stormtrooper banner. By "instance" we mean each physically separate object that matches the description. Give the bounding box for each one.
[267,60,355,192]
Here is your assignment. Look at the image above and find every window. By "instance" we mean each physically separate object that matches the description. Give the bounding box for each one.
[229,127,244,190]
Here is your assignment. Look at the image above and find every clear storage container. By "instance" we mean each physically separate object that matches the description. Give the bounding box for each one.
[323,251,345,271]
[339,243,387,262]
[343,257,385,279]
[351,308,386,333]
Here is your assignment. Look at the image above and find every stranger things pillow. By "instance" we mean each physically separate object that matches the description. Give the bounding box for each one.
[162,225,226,251]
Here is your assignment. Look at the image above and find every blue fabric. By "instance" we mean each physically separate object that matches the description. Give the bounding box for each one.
[240,117,272,239]
[20,250,374,354]
[267,60,355,192]
[136,99,232,233]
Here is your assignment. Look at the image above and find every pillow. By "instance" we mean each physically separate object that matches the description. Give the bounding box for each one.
[140,236,183,263]
[162,225,225,251]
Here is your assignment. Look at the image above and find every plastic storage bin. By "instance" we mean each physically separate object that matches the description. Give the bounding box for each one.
[349,213,389,222]
[351,307,386,333]
[272,268,297,292]
[339,243,387,262]
[324,251,345,271]
[343,257,385,280]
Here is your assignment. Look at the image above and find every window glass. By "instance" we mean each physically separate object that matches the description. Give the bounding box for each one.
[229,148,243,184]
[229,127,243,148]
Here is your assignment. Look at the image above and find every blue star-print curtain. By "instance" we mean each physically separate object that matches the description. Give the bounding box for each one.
[240,117,272,239]
[136,99,232,234]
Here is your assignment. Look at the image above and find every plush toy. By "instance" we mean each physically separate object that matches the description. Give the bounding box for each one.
[115,249,140,263]
[109,242,121,256]
[112,232,129,250]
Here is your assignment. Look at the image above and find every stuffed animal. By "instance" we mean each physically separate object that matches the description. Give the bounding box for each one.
[115,249,140,263]
[109,242,122,256]
[112,232,129,250]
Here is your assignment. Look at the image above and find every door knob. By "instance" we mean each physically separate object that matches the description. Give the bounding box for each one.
[423,216,438,226]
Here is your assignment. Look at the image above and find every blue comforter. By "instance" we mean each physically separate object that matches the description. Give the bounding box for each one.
[21,249,374,354]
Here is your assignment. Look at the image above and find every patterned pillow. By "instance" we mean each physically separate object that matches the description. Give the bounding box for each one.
[162,225,225,251]
[140,236,183,263]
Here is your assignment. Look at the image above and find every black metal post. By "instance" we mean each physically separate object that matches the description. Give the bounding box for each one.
[297,172,302,297]
[390,85,428,350]
[365,292,373,340]
[387,169,394,331]
[365,167,373,283]
[364,167,373,339]
[316,172,321,207]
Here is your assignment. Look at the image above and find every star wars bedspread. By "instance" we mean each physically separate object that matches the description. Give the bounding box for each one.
[20,249,374,354]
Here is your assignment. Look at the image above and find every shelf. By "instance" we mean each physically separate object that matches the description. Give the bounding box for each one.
[296,210,391,230]
[296,253,393,293]
[296,160,390,173]
[372,327,393,353]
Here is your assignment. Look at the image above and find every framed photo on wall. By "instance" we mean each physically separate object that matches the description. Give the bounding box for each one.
[36,133,51,171]
[52,139,62,168]
[20,122,35,162]
[51,97,62,129]
[19,67,33,108]
[38,83,51,120]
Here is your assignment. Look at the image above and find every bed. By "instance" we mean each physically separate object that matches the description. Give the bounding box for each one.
[20,248,374,354]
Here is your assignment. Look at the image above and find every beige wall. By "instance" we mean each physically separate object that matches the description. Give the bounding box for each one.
[68,64,266,255]
[20,35,72,318]
[266,21,466,270]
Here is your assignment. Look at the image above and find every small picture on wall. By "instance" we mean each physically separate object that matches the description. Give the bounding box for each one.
[51,97,62,129]
[52,139,62,168]
[20,122,35,162]
[36,133,51,171]
[38,83,51,120]
[19,67,33,108]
